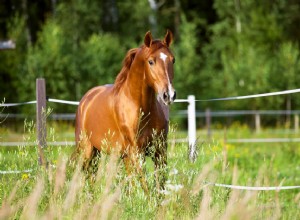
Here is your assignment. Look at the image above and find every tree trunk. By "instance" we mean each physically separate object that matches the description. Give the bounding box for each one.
[22,0,32,47]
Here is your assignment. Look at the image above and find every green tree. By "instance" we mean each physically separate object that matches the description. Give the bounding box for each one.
[271,42,300,110]
[200,0,300,111]
[2,0,300,116]
[78,34,125,93]
[1,15,29,106]
[173,15,201,109]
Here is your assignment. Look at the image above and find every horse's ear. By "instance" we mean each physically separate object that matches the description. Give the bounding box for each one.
[163,29,173,47]
[144,31,153,48]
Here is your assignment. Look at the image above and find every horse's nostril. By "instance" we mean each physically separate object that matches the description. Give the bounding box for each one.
[163,92,169,101]
[173,91,176,101]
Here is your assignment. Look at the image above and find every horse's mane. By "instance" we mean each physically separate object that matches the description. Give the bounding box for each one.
[114,48,138,92]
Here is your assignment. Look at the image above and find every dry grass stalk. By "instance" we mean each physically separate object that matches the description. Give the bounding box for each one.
[195,186,216,220]
[72,203,89,220]
[0,183,20,220]
[20,178,44,220]
[87,151,122,219]
[191,161,216,196]
[102,150,121,197]
[295,192,300,207]
[62,165,84,213]
[41,159,68,219]
[97,187,122,220]
[54,158,67,196]
[220,164,256,220]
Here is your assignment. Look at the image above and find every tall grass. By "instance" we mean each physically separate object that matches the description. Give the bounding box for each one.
[1,121,300,219]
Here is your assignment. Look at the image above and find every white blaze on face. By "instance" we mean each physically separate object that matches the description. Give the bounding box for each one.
[160,52,168,62]
[159,52,175,100]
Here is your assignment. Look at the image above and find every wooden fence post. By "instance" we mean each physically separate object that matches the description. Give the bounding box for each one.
[36,78,47,167]
[294,114,299,133]
[206,108,211,140]
[255,112,261,133]
[222,127,228,174]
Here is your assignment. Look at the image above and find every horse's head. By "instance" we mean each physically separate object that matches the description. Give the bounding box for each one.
[143,30,176,105]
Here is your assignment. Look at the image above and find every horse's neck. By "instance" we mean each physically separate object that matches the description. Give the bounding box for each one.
[123,65,155,112]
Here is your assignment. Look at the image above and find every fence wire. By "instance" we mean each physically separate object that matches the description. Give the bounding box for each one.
[1,87,300,191]
[2,88,300,107]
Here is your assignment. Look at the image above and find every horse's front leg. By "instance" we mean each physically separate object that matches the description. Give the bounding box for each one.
[123,150,149,194]
[72,131,95,171]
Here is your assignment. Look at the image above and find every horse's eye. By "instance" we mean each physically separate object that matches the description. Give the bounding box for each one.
[148,60,154,66]
[172,58,175,64]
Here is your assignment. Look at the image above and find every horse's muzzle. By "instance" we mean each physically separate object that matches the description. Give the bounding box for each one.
[162,90,176,105]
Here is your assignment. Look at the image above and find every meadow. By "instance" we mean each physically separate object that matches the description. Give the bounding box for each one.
[0,120,300,219]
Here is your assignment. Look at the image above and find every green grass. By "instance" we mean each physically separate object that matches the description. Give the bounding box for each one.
[0,121,300,219]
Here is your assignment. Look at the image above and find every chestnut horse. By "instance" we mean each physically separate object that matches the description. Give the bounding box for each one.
[74,30,176,192]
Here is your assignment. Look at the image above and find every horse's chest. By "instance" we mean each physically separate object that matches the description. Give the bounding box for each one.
[116,101,167,148]
[137,126,154,146]
[136,116,167,147]
[121,115,159,145]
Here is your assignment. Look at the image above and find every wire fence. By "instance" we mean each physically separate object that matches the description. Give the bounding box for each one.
[2,110,300,119]
[1,80,300,191]
[2,88,300,107]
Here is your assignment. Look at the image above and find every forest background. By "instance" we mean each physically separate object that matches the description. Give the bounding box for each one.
[1,0,300,117]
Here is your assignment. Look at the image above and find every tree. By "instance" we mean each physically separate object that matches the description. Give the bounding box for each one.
[1,0,300,117]
[174,15,201,99]
[272,42,300,111]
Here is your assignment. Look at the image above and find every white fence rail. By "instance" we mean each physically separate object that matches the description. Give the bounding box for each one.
[2,79,300,161]
[3,110,300,120]
[1,79,300,191]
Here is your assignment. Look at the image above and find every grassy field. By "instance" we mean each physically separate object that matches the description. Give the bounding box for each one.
[0,121,300,219]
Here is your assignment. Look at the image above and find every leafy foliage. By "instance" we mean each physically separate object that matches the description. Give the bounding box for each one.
[1,0,300,114]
